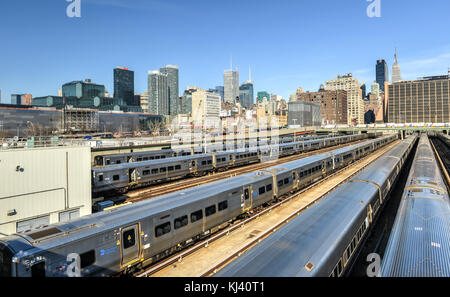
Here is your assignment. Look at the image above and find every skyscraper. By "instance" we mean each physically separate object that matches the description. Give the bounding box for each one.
[114,67,135,106]
[239,70,254,109]
[325,73,365,125]
[160,65,179,115]
[224,68,239,104]
[360,83,367,99]
[376,59,389,92]
[148,70,169,115]
[392,49,402,83]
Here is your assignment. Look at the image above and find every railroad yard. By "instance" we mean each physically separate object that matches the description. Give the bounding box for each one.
[1,131,449,278]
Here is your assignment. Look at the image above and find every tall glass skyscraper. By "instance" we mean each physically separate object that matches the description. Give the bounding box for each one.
[224,69,239,104]
[114,67,135,106]
[239,81,254,109]
[160,65,179,115]
[148,70,169,115]
[376,59,389,92]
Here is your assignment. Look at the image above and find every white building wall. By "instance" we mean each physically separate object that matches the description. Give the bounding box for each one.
[0,146,92,237]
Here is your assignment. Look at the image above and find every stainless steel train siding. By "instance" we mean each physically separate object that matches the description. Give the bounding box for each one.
[380,134,450,277]
[214,136,417,277]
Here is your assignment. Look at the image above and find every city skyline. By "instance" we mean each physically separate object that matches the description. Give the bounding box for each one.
[1,1,450,102]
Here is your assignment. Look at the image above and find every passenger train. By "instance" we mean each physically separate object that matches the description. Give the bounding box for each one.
[380,134,450,277]
[92,134,368,196]
[0,135,398,277]
[214,135,417,277]
[93,135,331,167]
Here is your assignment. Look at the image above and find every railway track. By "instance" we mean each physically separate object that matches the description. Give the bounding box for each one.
[123,139,369,203]
[135,140,400,277]
[430,137,450,187]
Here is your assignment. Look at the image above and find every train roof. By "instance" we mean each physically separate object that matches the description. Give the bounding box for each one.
[380,135,450,277]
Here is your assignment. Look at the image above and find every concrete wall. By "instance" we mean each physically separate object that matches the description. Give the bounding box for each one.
[0,146,92,237]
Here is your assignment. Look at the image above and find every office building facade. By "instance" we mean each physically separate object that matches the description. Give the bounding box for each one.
[376,59,389,92]
[298,88,348,125]
[148,70,169,115]
[325,73,365,125]
[160,65,179,115]
[239,80,254,109]
[114,67,135,106]
[386,75,450,123]
[288,101,321,127]
[62,79,105,100]
[224,69,239,104]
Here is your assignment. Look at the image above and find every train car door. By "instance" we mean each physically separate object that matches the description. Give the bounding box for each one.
[120,224,141,268]
[292,171,299,190]
[241,186,253,212]
[189,160,197,173]
[128,169,138,184]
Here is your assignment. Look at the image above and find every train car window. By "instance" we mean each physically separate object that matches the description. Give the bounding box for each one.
[191,210,203,223]
[244,189,250,200]
[161,156,166,159]
[98,175,104,182]
[160,168,166,173]
[337,259,343,276]
[113,175,120,181]
[137,158,142,162]
[300,172,304,178]
[308,169,312,175]
[205,205,216,217]
[266,184,272,192]
[191,161,196,167]
[116,160,121,164]
[155,222,171,238]
[207,160,212,165]
[143,170,150,176]
[155,156,161,160]
[106,160,111,165]
[123,229,136,248]
[31,262,46,277]
[148,157,152,160]
[201,161,207,165]
[284,178,289,185]
[259,187,266,195]
[175,165,181,170]
[151,169,159,174]
[80,250,96,268]
[278,180,283,187]
[168,166,174,172]
[174,216,188,230]
[218,201,228,211]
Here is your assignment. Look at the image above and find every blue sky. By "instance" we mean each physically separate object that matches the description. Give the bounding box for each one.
[1,0,450,103]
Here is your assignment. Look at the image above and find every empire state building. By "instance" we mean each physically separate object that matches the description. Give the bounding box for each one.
[392,49,402,83]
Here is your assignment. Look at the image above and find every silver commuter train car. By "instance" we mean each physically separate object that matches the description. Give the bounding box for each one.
[214,135,416,277]
[380,134,450,277]
[0,135,396,277]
